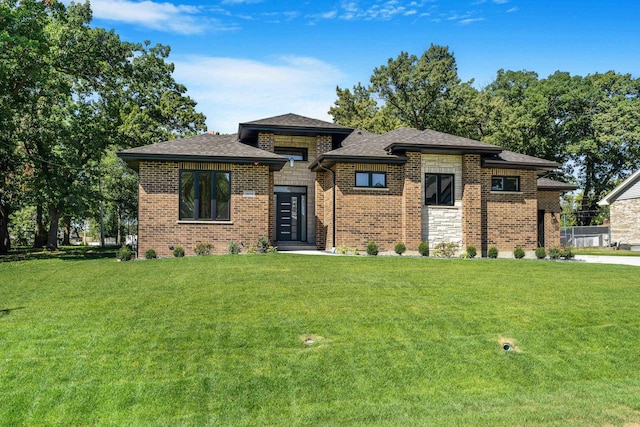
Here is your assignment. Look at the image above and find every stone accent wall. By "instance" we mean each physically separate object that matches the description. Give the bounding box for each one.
[138,160,272,257]
[538,190,562,248]
[273,135,318,243]
[422,154,463,250]
[331,163,404,251]
[485,168,538,252]
[610,198,640,244]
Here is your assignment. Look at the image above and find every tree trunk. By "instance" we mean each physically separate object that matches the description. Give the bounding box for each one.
[62,215,71,246]
[34,205,46,248]
[116,209,122,246]
[46,207,61,251]
[0,204,11,254]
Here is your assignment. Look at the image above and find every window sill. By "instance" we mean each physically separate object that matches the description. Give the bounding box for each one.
[177,220,233,225]
[425,205,458,209]
[352,187,390,191]
[490,191,522,195]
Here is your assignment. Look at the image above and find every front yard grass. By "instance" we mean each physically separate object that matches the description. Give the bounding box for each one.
[1,255,639,426]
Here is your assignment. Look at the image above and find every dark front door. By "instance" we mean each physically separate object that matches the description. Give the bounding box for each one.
[276,193,304,241]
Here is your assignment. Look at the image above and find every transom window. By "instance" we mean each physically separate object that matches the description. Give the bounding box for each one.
[491,176,520,192]
[355,172,386,188]
[425,173,454,206]
[274,147,308,161]
[180,171,231,221]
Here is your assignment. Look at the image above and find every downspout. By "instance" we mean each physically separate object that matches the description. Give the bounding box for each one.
[316,160,336,249]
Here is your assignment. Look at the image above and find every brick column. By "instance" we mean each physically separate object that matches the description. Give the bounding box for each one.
[402,152,423,251]
[462,154,484,254]
[258,132,274,152]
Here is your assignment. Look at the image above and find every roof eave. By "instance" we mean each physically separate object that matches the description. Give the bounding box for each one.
[386,143,503,155]
[482,159,559,171]
[309,155,408,171]
[116,152,288,171]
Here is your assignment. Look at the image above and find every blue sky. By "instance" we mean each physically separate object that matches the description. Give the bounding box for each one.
[85,0,639,134]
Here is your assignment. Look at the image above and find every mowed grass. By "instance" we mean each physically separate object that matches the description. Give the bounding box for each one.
[1,255,639,426]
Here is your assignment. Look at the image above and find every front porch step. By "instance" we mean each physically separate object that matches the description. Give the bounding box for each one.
[276,243,318,252]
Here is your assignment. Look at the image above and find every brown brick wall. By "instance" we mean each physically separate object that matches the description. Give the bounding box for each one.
[462,154,484,253]
[138,160,272,257]
[402,152,423,250]
[484,168,538,251]
[332,163,404,251]
[538,190,562,248]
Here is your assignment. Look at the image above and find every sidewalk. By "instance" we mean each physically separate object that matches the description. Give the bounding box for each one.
[574,255,640,267]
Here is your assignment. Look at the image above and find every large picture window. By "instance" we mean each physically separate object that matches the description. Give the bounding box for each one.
[180,171,230,221]
[491,176,520,192]
[355,172,386,188]
[425,173,454,206]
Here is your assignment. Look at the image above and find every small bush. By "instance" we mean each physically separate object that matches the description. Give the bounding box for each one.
[144,248,157,260]
[173,245,185,257]
[433,242,457,258]
[117,246,133,262]
[267,246,278,254]
[535,247,546,259]
[228,241,240,255]
[337,244,349,255]
[257,237,269,254]
[194,242,213,256]
[246,246,256,254]
[466,245,477,259]
[366,240,379,256]
[394,242,406,256]
[351,247,359,256]
[513,246,525,259]
[548,246,561,260]
[487,246,498,259]
[459,251,469,259]
[418,241,429,257]
[560,245,574,260]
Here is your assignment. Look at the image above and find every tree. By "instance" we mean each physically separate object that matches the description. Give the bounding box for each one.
[330,44,474,135]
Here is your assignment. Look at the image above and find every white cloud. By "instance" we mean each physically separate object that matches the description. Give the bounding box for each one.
[459,17,484,24]
[506,7,519,12]
[172,56,347,133]
[89,0,234,34]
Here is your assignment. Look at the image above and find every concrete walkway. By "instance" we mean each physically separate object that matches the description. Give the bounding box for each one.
[574,255,640,267]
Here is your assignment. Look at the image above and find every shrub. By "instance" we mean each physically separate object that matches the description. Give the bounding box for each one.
[173,245,185,257]
[535,247,546,259]
[194,242,213,256]
[466,245,477,259]
[433,242,457,258]
[337,244,349,255]
[548,246,561,260]
[394,242,406,256]
[117,246,133,262]
[418,241,429,257]
[487,246,499,259]
[246,246,256,254]
[267,246,278,254]
[228,241,240,255]
[257,237,269,254]
[351,247,359,256]
[560,245,574,260]
[459,251,469,259]
[513,246,525,259]
[144,248,157,260]
[366,240,379,256]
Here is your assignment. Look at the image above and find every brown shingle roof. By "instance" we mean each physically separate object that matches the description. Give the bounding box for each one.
[117,133,287,170]
[484,150,559,170]
[384,128,504,153]
[240,113,352,130]
[537,177,578,191]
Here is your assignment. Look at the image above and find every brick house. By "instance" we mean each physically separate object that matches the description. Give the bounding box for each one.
[118,113,575,257]
[598,169,640,249]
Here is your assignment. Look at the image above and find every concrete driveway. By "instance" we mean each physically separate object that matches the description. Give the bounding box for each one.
[574,255,640,267]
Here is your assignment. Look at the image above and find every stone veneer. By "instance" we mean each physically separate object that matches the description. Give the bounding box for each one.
[422,154,463,249]
[610,198,640,245]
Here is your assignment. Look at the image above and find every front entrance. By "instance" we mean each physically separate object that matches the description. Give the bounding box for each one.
[275,186,307,242]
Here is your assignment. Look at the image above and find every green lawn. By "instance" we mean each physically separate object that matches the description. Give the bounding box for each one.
[1,255,639,426]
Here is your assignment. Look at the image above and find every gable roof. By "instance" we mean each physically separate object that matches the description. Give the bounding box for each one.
[598,169,640,206]
[117,133,287,171]
[238,113,353,145]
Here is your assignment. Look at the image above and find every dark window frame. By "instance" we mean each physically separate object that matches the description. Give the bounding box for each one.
[355,171,387,188]
[274,147,308,161]
[425,173,455,206]
[179,170,231,221]
[491,176,520,192]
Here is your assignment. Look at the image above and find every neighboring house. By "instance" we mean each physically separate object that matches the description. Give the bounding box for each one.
[118,113,575,257]
[598,169,640,249]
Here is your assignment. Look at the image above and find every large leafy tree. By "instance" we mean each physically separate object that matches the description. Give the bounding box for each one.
[330,44,475,135]
[0,0,207,252]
